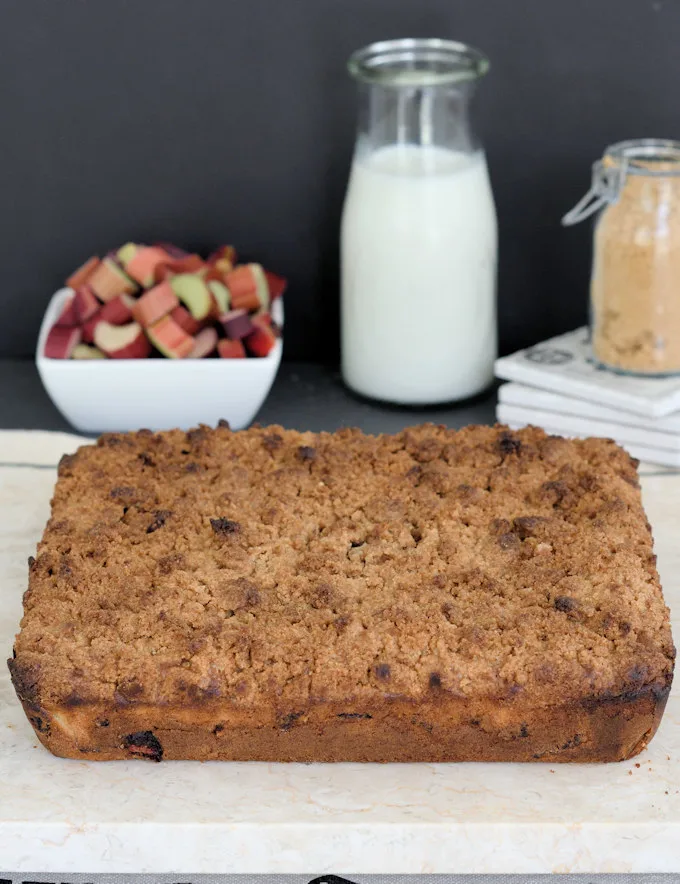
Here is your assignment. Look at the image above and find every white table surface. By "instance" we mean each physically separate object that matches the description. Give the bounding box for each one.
[1,432,678,875]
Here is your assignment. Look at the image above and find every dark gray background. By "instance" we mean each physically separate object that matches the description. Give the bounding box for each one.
[1,0,677,361]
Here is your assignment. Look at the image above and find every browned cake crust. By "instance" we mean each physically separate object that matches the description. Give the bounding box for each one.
[8,423,675,762]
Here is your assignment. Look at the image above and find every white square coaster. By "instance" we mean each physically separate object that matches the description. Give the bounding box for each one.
[495,328,680,417]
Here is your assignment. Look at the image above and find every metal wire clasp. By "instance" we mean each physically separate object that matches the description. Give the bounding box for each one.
[561,158,627,226]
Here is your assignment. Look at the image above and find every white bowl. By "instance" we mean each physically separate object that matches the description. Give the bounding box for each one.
[36,288,283,433]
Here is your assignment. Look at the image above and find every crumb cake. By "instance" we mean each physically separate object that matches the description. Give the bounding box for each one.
[8,423,675,762]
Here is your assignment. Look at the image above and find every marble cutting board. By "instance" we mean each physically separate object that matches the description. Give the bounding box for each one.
[0,432,678,875]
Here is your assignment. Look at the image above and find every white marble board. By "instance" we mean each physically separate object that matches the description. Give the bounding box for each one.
[0,433,678,875]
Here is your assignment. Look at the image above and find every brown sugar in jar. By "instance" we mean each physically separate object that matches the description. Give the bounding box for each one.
[565,139,680,375]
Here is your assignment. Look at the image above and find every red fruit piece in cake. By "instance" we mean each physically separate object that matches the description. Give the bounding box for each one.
[54,295,80,327]
[147,315,194,358]
[44,325,81,359]
[124,246,172,288]
[207,245,237,275]
[225,264,261,311]
[169,274,214,320]
[66,256,100,291]
[131,281,179,328]
[88,258,138,302]
[171,305,202,336]
[72,343,106,360]
[220,308,254,340]
[188,326,218,358]
[72,285,100,323]
[94,321,151,359]
[264,269,287,300]
[244,321,277,357]
[217,339,246,359]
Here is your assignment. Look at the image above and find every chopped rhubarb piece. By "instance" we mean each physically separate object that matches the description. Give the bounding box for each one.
[204,265,226,283]
[81,311,101,343]
[220,308,254,340]
[176,254,207,273]
[154,254,206,283]
[66,256,100,291]
[244,323,277,357]
[264,269,287,300]
[231,289,260,311]
[100,293,136,325]
[82,293,135,343]
[153,264,172,283]
[88,258,138,302]
[105,249,127,267]
[207,245,237,275]
[225,264,260,311]
[147,315,194,358]
[44,324,81,359]
[117,242,138,266]
[207,279,230,313]
[170,305,202,336]
[72,343,106,360]
[188,326,218,358]
[252,311,281,338]
[169,274,213,320]
[217,338,246,359]
[73,285,100,323]
[131,281,179,328]
[125,246,172,288]
[94,321,151,359]
[251,263,270,309]
[54,295,79,328]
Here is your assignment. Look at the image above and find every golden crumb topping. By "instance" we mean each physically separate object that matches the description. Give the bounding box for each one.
[14,423,674,711]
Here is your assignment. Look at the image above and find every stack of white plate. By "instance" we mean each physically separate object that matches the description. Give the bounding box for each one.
[495,327,680,468]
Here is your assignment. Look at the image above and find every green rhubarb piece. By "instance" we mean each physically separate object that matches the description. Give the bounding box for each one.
[208,280,230,313]
[250,263,270,309]
[117,242,138,266]
[104,258,137,290]
[72,343,106,360]
[169,273,213,320]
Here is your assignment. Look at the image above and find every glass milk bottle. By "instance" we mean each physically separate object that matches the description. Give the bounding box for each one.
[341,39,497,404]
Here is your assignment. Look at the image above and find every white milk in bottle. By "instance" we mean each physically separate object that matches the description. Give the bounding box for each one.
[341,38,497,404]
[341,143,497,404]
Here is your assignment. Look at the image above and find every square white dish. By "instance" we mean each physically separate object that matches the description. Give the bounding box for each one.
[36,288,283,433]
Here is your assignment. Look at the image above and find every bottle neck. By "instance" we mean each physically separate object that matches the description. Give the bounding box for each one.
[356,81,478,159]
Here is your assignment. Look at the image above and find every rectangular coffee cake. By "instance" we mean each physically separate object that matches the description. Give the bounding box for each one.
[8,423,675,762]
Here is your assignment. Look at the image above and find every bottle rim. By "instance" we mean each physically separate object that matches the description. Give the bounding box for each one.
[348,38,489,87]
